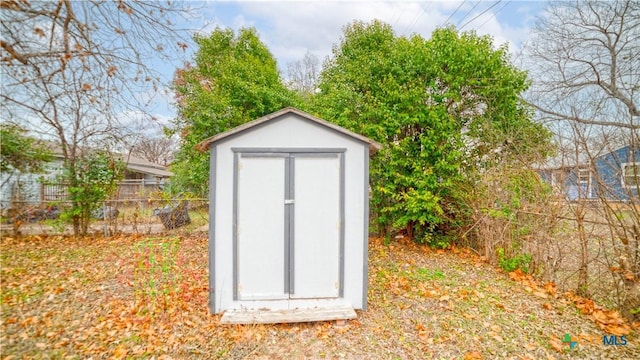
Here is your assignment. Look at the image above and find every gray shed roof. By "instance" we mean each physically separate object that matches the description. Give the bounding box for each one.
[196,107,382,154]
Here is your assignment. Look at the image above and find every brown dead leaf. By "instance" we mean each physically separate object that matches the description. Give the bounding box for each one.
[544,282,557,297]
[112,345,128,359]
[533,291,548,299]
[316,329,330,339]
[548,337,564,353]
[463,351,483,360]
[542,302,553,310]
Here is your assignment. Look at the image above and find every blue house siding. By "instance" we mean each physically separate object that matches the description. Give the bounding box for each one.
[540,145,639,202]
[539,167,592,201]
[592,145,639,201]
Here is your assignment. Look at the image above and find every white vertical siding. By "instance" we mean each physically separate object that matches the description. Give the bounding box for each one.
[212,113,368,313]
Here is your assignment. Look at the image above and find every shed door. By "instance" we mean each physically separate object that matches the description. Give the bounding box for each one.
[235,152,343,301]
[236,156,287,300]
[291,155,341,299]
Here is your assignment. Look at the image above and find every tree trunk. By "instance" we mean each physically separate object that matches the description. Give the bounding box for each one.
[576,206,590,297]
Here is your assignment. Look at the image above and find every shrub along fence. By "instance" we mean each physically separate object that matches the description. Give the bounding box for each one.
[466,194,638,321]
[1,198,208,237]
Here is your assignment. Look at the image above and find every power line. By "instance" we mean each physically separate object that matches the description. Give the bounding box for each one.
[404,2,433,36]
[475,0,512,31]
[459,0,503,31]
[443,1,466,27]
[456,1,481,28]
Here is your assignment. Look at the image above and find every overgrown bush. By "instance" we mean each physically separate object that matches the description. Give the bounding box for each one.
[59,151,124,235]
[463,165,560,277]
[313,22,551,244]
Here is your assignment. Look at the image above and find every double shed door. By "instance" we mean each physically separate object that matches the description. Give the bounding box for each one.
[234,150,344,301]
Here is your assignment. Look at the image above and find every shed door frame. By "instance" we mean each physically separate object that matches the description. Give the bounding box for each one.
[232,148,346,301]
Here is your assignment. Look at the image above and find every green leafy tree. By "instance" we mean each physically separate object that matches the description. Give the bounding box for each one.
[60,151,124,236]
[313,21,551,243]
[171,27,300,195]
[0,124,51,187]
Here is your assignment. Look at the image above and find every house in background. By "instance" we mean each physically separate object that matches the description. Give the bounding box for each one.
[0,149,172,209]
[116,154,173,199]
[539,144,639,201]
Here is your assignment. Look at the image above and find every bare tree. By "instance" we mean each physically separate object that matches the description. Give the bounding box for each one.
[286,51,320,98]
[527,0,639,132]
[527,0,639,320]
[130,135,176,166]
[1,1,192,235]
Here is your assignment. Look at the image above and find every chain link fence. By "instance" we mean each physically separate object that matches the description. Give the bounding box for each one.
[0,198,209,237]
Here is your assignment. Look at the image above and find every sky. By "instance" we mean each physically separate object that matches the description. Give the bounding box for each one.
[148,0,549,129]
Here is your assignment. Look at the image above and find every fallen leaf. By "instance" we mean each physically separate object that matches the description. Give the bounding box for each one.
[549,337,563,353]
[533,291,548,299]
[463,351,483,359]
[113,345,128,358]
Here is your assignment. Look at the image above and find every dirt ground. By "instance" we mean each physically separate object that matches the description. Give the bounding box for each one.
[1,233,638,359]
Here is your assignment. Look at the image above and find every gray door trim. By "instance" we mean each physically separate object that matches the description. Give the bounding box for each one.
[208,146,216,313]
[232,149,345,301]
[340,152,346,297]
[362,147,370,310]
[284,155,293,294]
[232,151,239,301]
[233,147,346,154]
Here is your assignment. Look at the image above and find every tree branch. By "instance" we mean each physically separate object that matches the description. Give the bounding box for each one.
[526,100,640,130]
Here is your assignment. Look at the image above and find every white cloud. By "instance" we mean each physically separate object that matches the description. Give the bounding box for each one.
[157,1,546,119]
[206,1,540,69]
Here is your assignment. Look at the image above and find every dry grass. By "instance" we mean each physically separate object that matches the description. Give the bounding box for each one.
[1,234,638,359]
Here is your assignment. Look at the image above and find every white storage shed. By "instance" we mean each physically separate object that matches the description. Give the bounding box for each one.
[197,108,381,324]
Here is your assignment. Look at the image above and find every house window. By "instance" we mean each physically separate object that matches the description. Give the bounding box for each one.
[622,163,639,188]
[578,168,591,186]
[577,167,593,198]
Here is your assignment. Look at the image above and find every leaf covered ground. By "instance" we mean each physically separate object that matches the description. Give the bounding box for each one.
[1,234,638,359]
